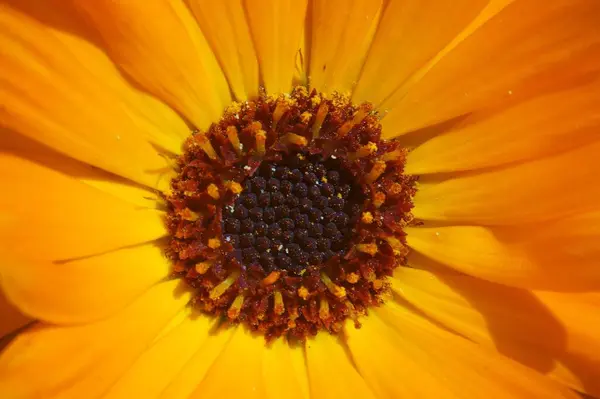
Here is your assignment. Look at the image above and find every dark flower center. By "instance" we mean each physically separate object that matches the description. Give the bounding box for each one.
[224,153,363,274]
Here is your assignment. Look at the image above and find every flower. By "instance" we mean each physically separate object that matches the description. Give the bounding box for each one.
[1,0,599,398]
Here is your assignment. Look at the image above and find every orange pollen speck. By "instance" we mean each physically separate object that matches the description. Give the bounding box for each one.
[346,272,360,284]
[298,286,310,300]
[195,261,213,275]
[207,183,220,199]
[224,181,243,194]
[208,238,221,249]
[373,192,386,208]
[361,211,374,224]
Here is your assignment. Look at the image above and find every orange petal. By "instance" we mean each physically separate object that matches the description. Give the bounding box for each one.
[0,1,187,190]
[1,127,160,209]
[191,327,265,398]
[0,290,32,340]
[263,338,310,399]
[186,0,259,100]
[73,0,231,130]
[0,152,166,261]
[0,243,171,324]
[405,218,600,290]
[391,266,600,397]
[352,0,488,109]
[406,75,600,174]
[382,0,600,135]
[0,280,191,399]
[308,0,383,94]
[413,140,600,225]
[245,0,308,94]
[305,332,376,399]
[104,312,215,398]
[367,301,578,398]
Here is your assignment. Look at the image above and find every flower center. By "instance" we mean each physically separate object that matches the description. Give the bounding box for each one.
[223,152,363,274]
[166,87,417,340]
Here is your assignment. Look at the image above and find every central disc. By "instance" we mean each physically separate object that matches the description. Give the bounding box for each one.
[223,152,364,274]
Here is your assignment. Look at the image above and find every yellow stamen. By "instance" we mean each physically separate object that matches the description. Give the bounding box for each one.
[365,270,376,282]
[209,270,240,299]
[365,161,386,184]
[208,238,221,249]
[226,125,243,155]
[272,101,289,128]
[312,102,329,138]
[356,243,378,256]
[273,291,285,315]
[300,111,312,124]
[288,307,299,328]
[345,300,359,322]
[319,297,330,320]
[298,286,310,300]
[346,272,360,284]
[373,192,386,208]
[321,273,346,298]
[227,294,245,319]
[178,208,199,221]
[195,260,213,275]
[194,134,219,160]
[255,130,267,155]
[382,236,408,257]
[281,133,308,147]
[224,181,243,194]
[361,211,374,224]
[337,107,368,137]
[349,142,378,160]
[262,271,281,286]
[380,149,405,162]
[207,183,220,200]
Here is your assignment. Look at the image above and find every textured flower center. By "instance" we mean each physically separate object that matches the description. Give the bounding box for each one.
[224,153,363,274]
[166,87,417,340]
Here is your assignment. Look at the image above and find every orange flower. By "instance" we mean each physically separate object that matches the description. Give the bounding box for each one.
[1,0,600,398]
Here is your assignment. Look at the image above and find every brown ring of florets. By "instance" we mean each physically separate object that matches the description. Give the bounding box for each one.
[166,87,417,340]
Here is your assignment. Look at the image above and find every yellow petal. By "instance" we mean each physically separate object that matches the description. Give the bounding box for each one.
[0,289,32,340]
[263,338,310,399]
[73,0,231,130]
[392,267,600,397]
[305,332,376,399]
[413,140,600,225]
[308,0,383,94]
[352,0,488,108]
[186,0,259,100]
[245,0,308,94]
[159,325,235,399]
[406,77,600,174]
[0,243,171,324]
[0,280,191,399]
[405,218,600,290]
[104,312,215,399]
[382,0,600,135]
[0,1,187,190]
[371,301,578,398]
[0,152,166,261]
[191,327,265,398]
